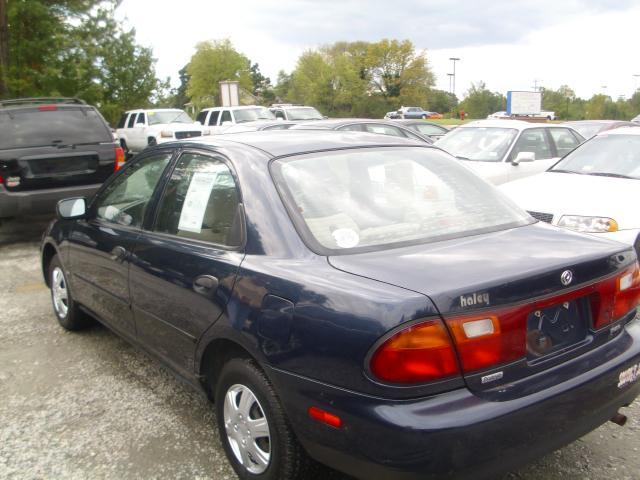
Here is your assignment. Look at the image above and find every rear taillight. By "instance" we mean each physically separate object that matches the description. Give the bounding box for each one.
[369,319,460,384]
[0,174,3,184]
[38,105,57,111]
[114,146,125,171]
[370,263,640,384]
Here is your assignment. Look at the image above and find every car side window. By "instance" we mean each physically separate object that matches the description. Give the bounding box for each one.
[93,153,172,228]
[195,111,207,125]
[364,124,405,138]
[338,124,365,132]
[136,112,146,126]
[274,110,286,120]
[116,114,128,129]
[154,153,243,246]
[208,111,220,126]
[220,110,232,124]
[509,128,552,161]
[549,128,581,156]
[414,124,446,136]
[126,113,136,128]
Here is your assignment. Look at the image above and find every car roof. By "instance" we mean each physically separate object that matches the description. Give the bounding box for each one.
[201,105,263,111]
[460,119,565,130]
[391,119,446,127]
[125,108,183,114]
[564,120,632,125]
[595,126,640,136]
[170,129,427,158]
[294,118,411,128]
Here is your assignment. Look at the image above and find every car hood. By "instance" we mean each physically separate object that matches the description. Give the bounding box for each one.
[500,172,640,229]
[328,222,633,316]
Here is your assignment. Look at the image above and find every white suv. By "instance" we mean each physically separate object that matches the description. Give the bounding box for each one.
[116,109,208,154]
[195,105,275,133]
[269,104,324,121]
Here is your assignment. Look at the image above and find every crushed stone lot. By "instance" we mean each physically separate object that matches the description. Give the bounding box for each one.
[0,216,639,480]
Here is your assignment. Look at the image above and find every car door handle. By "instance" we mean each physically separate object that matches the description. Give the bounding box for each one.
[193,275,219,295]
[110,246,128,262]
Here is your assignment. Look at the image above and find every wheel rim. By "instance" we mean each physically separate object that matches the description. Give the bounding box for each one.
[223,383,271,474]
[51,266,69,318]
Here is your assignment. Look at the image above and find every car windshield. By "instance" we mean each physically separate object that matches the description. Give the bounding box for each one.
[283,107,323,120]
[0,107,112,149]
[272,147,531,253]
[550,134,640,180]
[148,110,193,125]
[233,107,275,123]
[435,127,518,162]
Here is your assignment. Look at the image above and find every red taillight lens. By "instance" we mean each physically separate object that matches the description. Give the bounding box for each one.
[0,174,3,184]
[369,319,460,384]
[308,407,342,428]
[592,263,640,329]
[38,105,57,111]
[114,146,125,171]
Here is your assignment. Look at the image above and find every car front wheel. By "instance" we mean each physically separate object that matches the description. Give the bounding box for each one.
[215,358,315,480]
[48,255,91,330]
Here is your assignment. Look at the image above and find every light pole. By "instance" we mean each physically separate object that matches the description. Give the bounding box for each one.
[449,57,460,97]
[447,73,454,95]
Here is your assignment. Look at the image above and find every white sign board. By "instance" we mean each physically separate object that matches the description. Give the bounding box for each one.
[178,172,217,233]
[220,81,240,107]
[507,91,542,115]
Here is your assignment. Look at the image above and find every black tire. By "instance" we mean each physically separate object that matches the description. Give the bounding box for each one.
[214,358,316,480]
[48,255,92,331]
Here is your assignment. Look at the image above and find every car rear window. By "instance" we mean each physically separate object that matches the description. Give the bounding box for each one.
[272,147,532,254]
[0,107,112,149]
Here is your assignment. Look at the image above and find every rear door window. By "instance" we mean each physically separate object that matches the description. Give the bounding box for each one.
[127,113,136,128]
[136,112,146,126]
[154,153,243,246]
[0,107,112,149]
[364,124,406,138]
[220,110,232,124]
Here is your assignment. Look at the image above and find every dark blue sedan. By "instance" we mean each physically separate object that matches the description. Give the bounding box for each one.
[41,131,640,480]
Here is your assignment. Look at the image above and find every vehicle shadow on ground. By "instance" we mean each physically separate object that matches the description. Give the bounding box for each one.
[0,215,53,247]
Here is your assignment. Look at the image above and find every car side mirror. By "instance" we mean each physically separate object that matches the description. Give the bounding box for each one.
[512,151,535,165]
[135,122,145,128]
[57,197,87,219]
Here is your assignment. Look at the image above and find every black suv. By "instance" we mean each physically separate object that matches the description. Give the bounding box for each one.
[0,98,124,220]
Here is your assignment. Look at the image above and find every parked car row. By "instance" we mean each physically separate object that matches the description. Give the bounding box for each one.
[385,106,443,119]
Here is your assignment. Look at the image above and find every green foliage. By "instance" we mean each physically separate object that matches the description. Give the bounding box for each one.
[186,39,253,110]
[458,82,505,118]
[427,89,458,113]
[1,0,161,125]
[283,39,435,118]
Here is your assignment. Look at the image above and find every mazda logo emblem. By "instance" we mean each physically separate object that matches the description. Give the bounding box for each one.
[560,270,573,286]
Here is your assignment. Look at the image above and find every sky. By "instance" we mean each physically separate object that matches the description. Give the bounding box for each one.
[117,0,640,101]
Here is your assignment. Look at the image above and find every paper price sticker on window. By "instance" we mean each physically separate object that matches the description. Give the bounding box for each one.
[178,172,217,233]
[618,363,640,389]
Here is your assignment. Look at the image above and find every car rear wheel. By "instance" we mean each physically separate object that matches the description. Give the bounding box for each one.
[215,358,316,480]
[48,255,91,330]
[421,114,427,119]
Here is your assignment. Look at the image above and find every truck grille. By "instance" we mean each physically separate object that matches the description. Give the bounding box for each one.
[528,211,553,223]
[175,131,202,139]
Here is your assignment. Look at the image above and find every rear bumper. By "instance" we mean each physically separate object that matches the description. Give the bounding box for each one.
[269,319,640,480]
[0,183,102,218]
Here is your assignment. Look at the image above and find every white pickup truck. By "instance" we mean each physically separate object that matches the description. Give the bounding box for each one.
[115,109,209,154]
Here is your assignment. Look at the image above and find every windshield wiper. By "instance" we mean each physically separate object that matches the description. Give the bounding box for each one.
[586,172,636,179]
[550,169,583,174]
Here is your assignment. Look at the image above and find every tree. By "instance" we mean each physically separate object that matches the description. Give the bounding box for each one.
[250,63,274,105]
[427,89,457,114]
[459,82,505,118]
[186,39,252,110]
[273,70,292,102]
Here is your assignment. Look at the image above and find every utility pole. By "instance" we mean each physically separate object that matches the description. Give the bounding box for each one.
[447,73,454,95]
[532,79,542,91]
[449,58,460,97]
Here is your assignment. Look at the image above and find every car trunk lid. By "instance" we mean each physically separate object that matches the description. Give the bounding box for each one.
[329,223,639,395]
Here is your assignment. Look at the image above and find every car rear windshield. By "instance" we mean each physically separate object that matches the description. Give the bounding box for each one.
[0,107,112,149]
[435,127,518,162]
[550,134,640,180]
[272,147,531,253]
[284,107,323,120]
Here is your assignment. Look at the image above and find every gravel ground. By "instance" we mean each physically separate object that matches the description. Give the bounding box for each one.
[0,216,638,480]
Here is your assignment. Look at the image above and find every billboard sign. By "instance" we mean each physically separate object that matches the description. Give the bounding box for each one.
[506,91,542,115]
